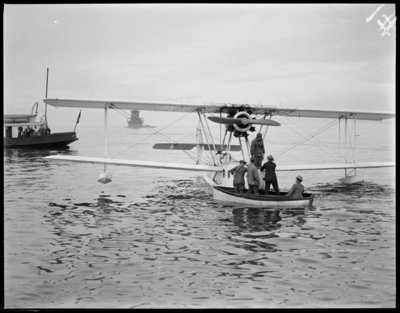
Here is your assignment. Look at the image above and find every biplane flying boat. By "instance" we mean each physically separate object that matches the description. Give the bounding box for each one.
[43,98,395,208]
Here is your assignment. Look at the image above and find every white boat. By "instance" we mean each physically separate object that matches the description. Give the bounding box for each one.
[213,186,315,208]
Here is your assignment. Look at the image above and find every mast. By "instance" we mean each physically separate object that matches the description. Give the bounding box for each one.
[45,68,49,127]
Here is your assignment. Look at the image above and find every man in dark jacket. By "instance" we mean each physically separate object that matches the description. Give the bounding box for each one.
[229,160,247,194]
[260,155,280,195]
[250,133,265,168]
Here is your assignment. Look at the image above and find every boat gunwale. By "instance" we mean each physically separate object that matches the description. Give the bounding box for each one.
[213,185,314,202]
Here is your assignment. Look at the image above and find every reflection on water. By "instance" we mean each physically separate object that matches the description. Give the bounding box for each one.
[4,149,52,167]
[5,168,395,308]
[310,181,391,197]
[232,208,282,232]
[4,147,71,158]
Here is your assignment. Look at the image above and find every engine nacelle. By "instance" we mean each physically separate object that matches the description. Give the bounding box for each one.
[233,111,252,132]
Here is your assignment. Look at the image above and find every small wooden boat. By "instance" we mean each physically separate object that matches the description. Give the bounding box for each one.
[213,185,315,208]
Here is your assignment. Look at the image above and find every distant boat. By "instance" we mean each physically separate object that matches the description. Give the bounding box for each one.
[127,110,153,128]
[4,102,78,149]
[4,68,79,149]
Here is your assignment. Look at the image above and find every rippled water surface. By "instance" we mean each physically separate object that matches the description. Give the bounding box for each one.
[4,122,395,308]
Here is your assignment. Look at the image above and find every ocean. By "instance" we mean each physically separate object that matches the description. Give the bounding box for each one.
[4,114,396,308]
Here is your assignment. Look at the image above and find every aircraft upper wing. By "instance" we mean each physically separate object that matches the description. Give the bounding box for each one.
[276,162,395,171]
[44,98,395,121]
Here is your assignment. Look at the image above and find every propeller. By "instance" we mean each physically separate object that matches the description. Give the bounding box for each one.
[208,116,280,127]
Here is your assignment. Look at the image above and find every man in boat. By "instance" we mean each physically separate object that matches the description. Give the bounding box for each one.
[247,157,261,195]
[229,160,247,194]
[260,155,280,195]
[286,175,304,199]
[5,126,12,138]
[250,133,265,168]
[24,127,33,137]
[38,126,46,136]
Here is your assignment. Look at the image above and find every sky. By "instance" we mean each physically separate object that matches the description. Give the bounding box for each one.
[3,3,396,124]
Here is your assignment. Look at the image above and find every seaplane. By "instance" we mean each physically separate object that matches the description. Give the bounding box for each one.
[42,98,395,208]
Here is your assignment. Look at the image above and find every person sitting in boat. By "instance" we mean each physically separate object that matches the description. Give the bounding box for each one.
[45,127,51,135]
[260,155,280,195]
[247,157,260,195]
[286,175,304,199]
[229,160,247,194]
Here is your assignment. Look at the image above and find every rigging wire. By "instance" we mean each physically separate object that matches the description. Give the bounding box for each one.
[108,106,212,165]
[275,118,340,158]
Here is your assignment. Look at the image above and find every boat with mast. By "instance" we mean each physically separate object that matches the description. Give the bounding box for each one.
[4,69,79,149]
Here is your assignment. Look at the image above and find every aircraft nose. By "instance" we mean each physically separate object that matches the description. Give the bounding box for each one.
[240,117,249,125]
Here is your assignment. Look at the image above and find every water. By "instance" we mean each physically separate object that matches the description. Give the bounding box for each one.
[4,118,395,308]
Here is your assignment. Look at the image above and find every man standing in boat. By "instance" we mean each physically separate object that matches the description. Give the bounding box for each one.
[286,175,304,199]
[260,155,280,195]
[229,160,247,194]
[250,133,265,168]
[247,157,261,195]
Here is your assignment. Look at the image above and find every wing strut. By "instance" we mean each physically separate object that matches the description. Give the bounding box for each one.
[104,103,108,160]
[197,111,216,165]
[98,103,112,184]
[342,114,358,182]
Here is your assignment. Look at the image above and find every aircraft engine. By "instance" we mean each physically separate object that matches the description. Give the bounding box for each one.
[232,111,253,133]
[208,105,280,138]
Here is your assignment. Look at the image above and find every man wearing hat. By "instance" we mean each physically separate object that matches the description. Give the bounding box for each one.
[260,155,280,195]
[247,157,261,194]
[250,133,265,168]
[229,160,247,194]
[286,175,305,199]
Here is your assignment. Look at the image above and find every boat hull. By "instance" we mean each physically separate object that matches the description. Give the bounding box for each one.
[213,186,315,208]
[127,122,154,128]
[4,132,78,149]
[127,122,144,128]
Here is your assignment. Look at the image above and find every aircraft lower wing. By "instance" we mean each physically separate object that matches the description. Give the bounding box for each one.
[276,162,395,171]
[45,155,394,173]
[44,155,224,172]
